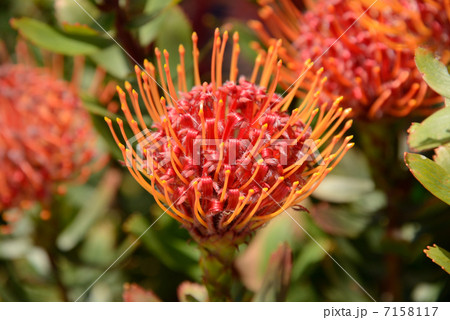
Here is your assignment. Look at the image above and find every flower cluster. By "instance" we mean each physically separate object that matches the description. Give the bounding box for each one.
[106,30,353,242]
[251,0,444,119]
[0,42,110,227]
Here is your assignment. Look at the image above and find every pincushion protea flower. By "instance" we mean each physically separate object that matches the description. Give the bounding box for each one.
[106,29,353,300]
[251,0,444,119]
[352,0,450,55]
[0,41,111,232]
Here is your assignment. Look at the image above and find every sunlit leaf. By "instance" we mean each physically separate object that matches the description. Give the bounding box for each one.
[405,153,450,205]
[313,148,374,203]
[313,176,375,203]
[11,18,100,55]
[89,45,131,79]
[424,244,450,274]
[415,48,450,98]
[54,0,100,26]
[0,238,32,259]
[407,107,450,152]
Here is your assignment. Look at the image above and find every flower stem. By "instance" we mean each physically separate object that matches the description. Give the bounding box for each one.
[197,233,246,302]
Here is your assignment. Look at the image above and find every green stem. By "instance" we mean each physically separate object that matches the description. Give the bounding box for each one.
[199,244,236,301]
[196,233,247,302]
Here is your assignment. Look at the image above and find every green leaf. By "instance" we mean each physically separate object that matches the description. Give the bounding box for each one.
[155,6,193,88]
[89,45,131,79]
[0,238,32,259]
[424,244,450,274]
[253,243,292,302]
[81,97,119,119]
[313,147,375,203]
[80,220,117,267]
[57,170,122,251]
[124,213,201,280]
[311,192,383,238]
[415,48,450,98]
[405,153,450,205]
[11,17,100,56]
[407,107,450,151]
[55,0,101,26]
[313,176,375,203]
[138,0,180,46]
[291,240,330,281]
[61,23,99,36]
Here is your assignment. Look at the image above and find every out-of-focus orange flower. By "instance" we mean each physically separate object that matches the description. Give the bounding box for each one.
[353,0,450,55]
[251,0,445,119]
[0,41,113,230]
[106,29,353,242]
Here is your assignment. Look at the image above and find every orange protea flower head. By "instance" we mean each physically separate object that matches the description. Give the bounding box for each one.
[353,0,450,55]
[106,29,353,242]
[251,0,444,119]
[0,40,111,229]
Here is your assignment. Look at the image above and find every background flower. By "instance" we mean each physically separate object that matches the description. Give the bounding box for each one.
[251,0,444,119]
[0,41,111,231]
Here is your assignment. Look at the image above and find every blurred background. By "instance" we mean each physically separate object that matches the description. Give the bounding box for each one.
[0,0,449,302]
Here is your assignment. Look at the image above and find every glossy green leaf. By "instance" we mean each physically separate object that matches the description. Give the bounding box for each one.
[253,243,292,302]
[407,107,450,151]
[405,153,450,205]
[424,244,450,274]
[415,48,450,98]
[11,18,100,55]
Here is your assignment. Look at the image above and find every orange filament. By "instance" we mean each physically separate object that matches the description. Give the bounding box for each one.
[220,170,231,202]
[230,32,240,82]
[239,159,264,191]
[223,189,255,227]
[214,142,225,181]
